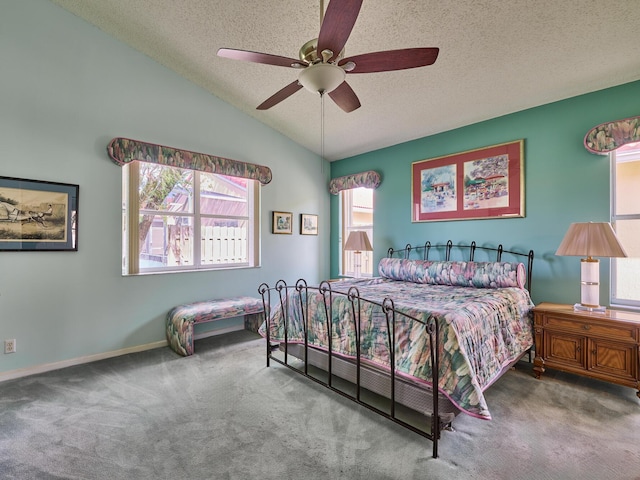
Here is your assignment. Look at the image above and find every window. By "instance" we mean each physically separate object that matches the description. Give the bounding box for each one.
[122,162,259,275]
[341,187,374,277]
[611,142,640,308]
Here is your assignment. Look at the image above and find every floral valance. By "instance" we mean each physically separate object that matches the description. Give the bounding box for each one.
[584,115,640,155]
[107,137,272,185]
[329,170,381,195]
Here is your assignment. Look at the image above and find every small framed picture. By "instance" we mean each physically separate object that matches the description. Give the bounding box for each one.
[300,214,318,235]
[272,211,293,234]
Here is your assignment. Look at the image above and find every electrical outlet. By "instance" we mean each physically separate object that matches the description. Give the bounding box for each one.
[4,339,16,354]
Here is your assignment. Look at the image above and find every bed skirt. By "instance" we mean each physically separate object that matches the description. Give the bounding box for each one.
[280,342,459,425]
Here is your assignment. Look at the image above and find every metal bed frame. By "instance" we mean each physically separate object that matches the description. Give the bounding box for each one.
[258,241,535,459]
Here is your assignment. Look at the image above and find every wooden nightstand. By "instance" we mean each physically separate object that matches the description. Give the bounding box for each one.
[533,303,640,399]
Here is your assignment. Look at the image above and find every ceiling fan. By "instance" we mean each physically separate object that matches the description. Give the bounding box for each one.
[217,0,439,113]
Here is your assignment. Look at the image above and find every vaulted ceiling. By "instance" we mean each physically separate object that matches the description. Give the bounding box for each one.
[51,0,640,161]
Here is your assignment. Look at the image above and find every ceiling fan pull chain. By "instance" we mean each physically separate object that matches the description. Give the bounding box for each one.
[321,91,325,167]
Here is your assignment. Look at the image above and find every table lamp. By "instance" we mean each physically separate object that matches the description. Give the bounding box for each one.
[344,231,373,278]
[555,222,627,312]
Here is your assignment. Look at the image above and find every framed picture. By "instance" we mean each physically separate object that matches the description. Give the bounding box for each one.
[411,140,524,222]
[300,214,318,235]
[272,211,293,234]
[0,176,78,251]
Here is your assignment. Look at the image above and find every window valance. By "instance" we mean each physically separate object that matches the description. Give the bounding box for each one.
[107,137,272,185]
[584,115,640,155]
[329,170,381,195]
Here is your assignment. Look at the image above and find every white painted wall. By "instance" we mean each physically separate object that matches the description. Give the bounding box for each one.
[0,0,330,376]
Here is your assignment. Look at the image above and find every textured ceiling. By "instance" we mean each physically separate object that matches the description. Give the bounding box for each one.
[50,0,640,161]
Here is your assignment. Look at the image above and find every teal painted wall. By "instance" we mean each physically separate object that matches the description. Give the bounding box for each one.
[331,80,640,306]
[0,1,329,376]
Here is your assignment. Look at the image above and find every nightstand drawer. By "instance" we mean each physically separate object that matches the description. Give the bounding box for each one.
[543,315,636,342]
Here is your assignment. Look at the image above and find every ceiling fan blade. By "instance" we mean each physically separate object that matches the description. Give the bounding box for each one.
[317,0,363,62]
[340,48,439,73]
[256,81,303,110]
[218,48,305,68]
[328,82,361,113]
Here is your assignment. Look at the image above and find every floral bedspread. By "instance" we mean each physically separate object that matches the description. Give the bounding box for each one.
[261,277,534,420]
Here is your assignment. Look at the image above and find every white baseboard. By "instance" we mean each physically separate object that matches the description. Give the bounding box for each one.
[0,340,167,383]
[0,325,249,383]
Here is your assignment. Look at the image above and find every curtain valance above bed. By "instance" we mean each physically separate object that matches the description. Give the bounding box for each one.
[107,137,272,185]
[584,115,640,155]
[329,170,381,194]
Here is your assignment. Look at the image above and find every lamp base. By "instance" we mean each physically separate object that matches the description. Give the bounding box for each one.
[573,303,606,313]
[353,251,362,279]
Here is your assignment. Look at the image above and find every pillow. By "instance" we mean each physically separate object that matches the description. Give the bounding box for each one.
[377,258,445,284]
[449,261,526,289]
[378,258,526,289]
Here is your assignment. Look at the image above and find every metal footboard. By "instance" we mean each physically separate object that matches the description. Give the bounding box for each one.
[258,279,443,458]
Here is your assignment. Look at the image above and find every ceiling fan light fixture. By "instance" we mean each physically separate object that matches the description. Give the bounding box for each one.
[298,63,345,94]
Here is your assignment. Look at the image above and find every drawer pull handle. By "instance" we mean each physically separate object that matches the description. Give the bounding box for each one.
[583,324,591,330]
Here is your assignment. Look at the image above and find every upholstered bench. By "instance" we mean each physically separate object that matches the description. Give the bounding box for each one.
[166,296,264,356]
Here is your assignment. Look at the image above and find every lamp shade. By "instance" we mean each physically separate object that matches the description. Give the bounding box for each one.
[344,231,373,252]
[555,222,627,258]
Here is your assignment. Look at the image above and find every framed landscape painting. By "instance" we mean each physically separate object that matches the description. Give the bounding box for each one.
[0,176,78,251]
[411,140,524,222]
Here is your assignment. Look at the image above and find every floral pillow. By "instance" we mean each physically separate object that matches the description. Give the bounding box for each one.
[448,261,526,289]
[378,258,526,289]
[377,258,439,284]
